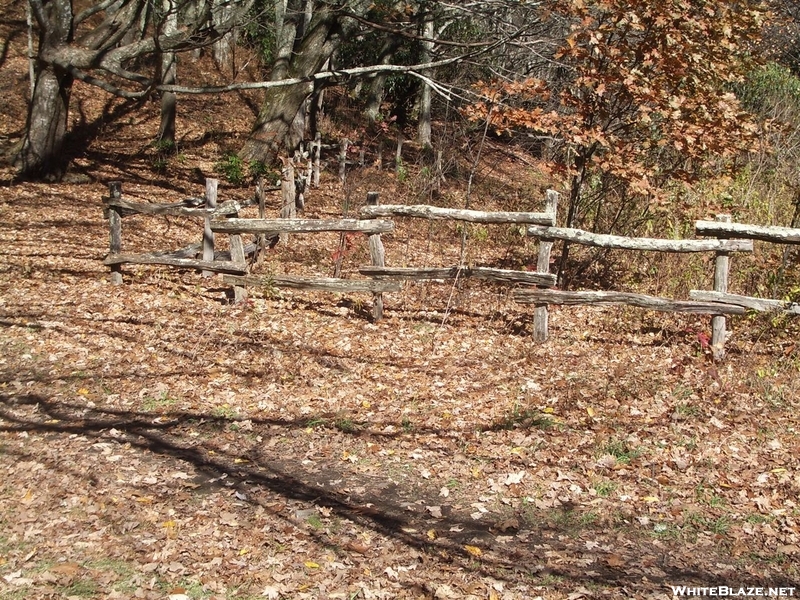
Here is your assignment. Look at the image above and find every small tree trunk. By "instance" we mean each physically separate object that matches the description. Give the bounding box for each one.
[417,16,434,147]
[365,37,399,124]
[15,0,74,180]
[157,0,178,146]
[557,147,594,288]
[212,0,236,72]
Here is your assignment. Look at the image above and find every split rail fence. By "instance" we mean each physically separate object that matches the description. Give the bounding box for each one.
[103,182,799,359]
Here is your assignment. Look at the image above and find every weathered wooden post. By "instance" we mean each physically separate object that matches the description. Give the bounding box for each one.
[312,132,321,187]
[339,138,349,184]
[366,191,386,320]
[225,187,247,303]
[280,157,296,244]
[255,177,267,260]
[395,133,404,176]
[711,214,731,361]
[202,178,218,278]
[229,230,247,303]
[106,181,123,285]
[533,190,559,342]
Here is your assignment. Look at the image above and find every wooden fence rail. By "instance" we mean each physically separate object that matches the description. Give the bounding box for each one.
[514,289,747,315]
[358,266,557,287]
[211,218,394,235]
[359,204,555,225]
[526,225,753,253]
[695,220,800,244]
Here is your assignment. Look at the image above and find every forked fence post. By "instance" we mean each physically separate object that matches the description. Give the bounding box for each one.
[106,181,123,285]
[533,190,559,342]
[202,178,218,278]
[366,191,386,320]
[711,214,731,361]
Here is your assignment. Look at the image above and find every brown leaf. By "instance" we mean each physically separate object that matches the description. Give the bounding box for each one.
[50,562,81,575]
[605,554,626,568]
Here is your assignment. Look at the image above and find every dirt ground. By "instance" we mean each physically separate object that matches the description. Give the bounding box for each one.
[2,6,800,599]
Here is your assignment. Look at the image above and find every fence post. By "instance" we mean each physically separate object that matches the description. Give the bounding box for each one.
[229,233,247,304]
[533,189,559,342]
[366,191,386,321]
[711,214,731,361]
[202,178,218,278]
[339,138,349,184]
[312,132,321,187]
[280,157,296,244]
[395,133,404,176]
[106,181,123,285]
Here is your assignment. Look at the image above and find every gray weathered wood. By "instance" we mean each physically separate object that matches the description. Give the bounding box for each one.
[312,132,321,187]
[534,189,559,342]
[215,242,257,261]
[280,158,296,244]
[105,198,240,218]
[527,225,753,252]
[366,192,385,320]
[359,266,556,286]
[104,254,247,275]
[514,289,746,315]
[202,179,218,278]
[696,220,800,244]
[712,215,731,361]
[229,233,247,303]
[689,291,800,315]
[339,138,349,183]
[256,177,267,259]
[106,242,254,263]
[107,181,123,285]
[359,204,555,225]
[223,275,401,293]
[395,132,404,175]
[211,218,394,235]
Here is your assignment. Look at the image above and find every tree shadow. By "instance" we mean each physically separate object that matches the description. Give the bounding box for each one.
[2,391,794,593]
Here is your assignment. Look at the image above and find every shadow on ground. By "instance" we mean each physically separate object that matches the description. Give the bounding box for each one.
[3,391,793,595]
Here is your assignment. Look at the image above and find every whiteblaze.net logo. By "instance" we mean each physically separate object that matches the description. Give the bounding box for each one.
[670,587,796,597]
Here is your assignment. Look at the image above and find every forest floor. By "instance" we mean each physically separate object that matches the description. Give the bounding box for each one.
[2,7,800,600]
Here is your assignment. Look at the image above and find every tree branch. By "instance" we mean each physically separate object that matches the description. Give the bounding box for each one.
[155,53,484,97]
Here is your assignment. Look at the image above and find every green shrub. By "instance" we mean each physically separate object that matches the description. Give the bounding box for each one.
[217,152,247,186]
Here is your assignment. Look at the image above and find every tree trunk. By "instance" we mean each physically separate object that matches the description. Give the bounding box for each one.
[15,0,74,180]
[365,38,399,124]
[557,145,596,288]
[212,0,236,72]
[417,15,434,147]
[157,0,178,145]
[239,6,341,163]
